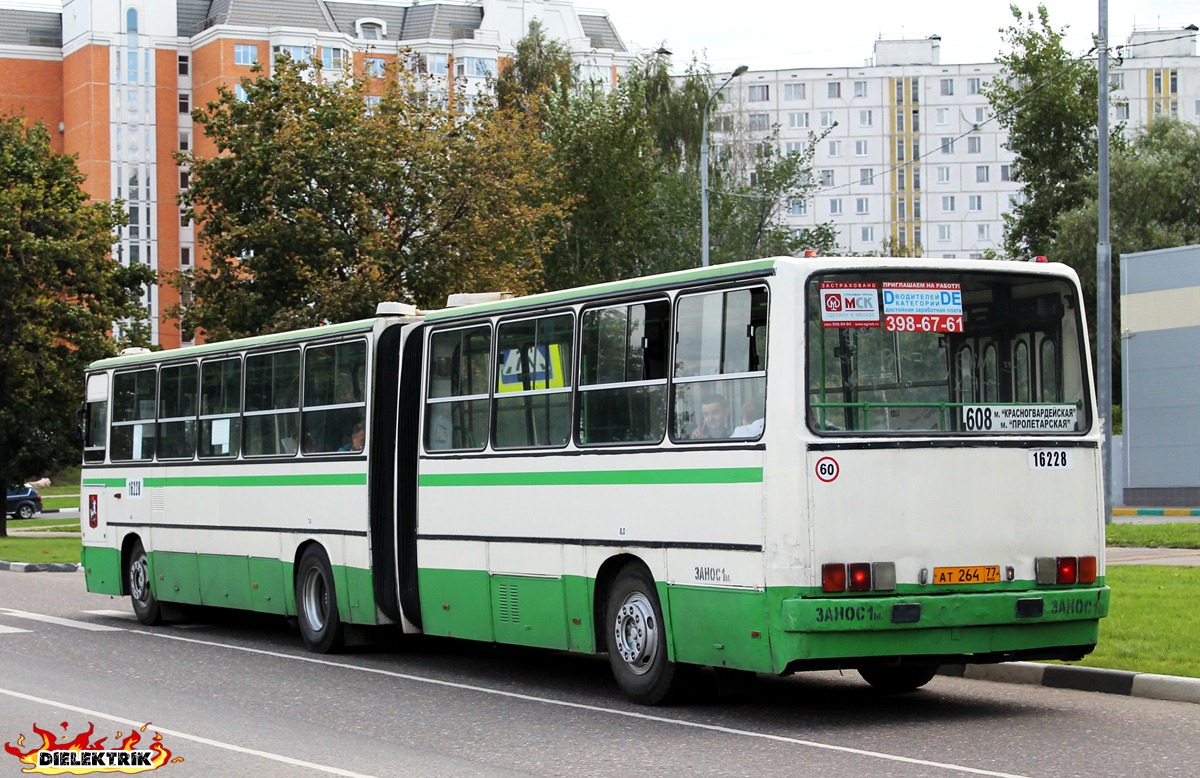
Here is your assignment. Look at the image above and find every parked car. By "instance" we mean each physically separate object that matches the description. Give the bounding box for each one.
[6,484,43,520]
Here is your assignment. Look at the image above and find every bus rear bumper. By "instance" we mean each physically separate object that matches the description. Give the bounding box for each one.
[780,586,1110,633]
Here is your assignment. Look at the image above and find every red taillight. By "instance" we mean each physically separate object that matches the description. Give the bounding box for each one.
[1056,556,1078,584]
[848,562,872,592]
[822,563,847,592]
[1034,255,1048,263]
[1078,556,1097,584]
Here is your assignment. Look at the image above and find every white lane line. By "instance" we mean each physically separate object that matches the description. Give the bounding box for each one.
[0,608,123,632]
[0,687,378,778]
[0,625,32,634]
[84,609,138,620]
[145,631,1030,778]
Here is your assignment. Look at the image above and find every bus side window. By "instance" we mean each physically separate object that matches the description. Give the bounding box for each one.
[494,313,573,449]
[425,325,491,452]
[302,340,367,454]
[578,300,669,446]
[671,287,768,442]
[111,368,157,461]
[199,357,242,458]
[243,349,301,456]
[158,362,198,459]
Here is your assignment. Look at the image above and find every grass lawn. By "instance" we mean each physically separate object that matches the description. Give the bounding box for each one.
[0,535,82,565]
[1106,522,1200,549]
[41,495,78,511]
[10,518,79,531]
[40,465,81,497]
[1060,565,1200,678]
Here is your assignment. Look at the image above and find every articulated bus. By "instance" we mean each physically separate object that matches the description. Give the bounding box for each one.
[80,256,1109,704]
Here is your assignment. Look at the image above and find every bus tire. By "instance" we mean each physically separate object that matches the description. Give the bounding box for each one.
[606,564,680,705]
[858,664,939,694]
[296,545,344,653]
[127,540,162,626]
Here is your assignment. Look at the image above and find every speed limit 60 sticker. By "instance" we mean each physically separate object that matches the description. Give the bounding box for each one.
[815,456,840,482]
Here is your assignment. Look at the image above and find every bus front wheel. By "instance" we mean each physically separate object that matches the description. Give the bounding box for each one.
[858,665,939,694]
[127,540,162,626]
[296,545,345,653]
[606,565,681,705]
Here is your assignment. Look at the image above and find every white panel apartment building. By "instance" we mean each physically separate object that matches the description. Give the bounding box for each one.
[715,30,1200,258]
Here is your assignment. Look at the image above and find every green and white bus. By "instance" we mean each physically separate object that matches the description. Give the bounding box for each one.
[81,256,1109,704]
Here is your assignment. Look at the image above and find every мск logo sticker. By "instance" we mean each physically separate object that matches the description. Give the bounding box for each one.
[4,721,183,775]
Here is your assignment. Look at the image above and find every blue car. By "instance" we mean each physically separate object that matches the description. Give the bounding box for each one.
[6,485,43,520]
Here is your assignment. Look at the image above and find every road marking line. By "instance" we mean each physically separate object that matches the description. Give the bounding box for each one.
[84,609,138,620]
[0,625,32,634]
[145,631,1029,777]
[0,687,377,778]
[0,608,123,632]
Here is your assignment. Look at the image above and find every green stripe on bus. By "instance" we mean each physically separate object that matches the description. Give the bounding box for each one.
[83,478,126,488]
[142,473,367,488]
[418,467,764,487]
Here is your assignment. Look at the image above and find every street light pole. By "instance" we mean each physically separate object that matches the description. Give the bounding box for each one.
[1097,0,1113,522]
[701,64,748,267]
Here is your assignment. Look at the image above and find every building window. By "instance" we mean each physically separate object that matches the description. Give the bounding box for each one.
[895,110,905,132]
[861,226,874,242]
[784,82,806,100]
[858,109,873,127]
[1115,102,1130,121]
[913,197,921,217]
[1110,72,1124,90]
[969,195,983,212]
[978,224,990,240]
[788,199,807,215]
[897,169,906,191]
[180,209,190,227]
[358,21,385,40]
[785,141,807,155]
[910,78,920,103]
[234,44,257,66]
[178,132,190,152]
[855,197,869,215]
[936,107,949,125]
[940,137,954,154]
[855,140,868,157]
[940,78,954,96]
[911,108,920,131]
[178,93,190,114]
[854,80,867,98]
[897,198,906,219]
[938,225,952,242]
[829,198,842,215]
[828,81,841,98]
[896,138,906,161]
[322,47,345,70]
[178,55,190,76]
[457,57,497,78]
[180,246,191,267]
[788,111,809,128]
[234,84,248,102]
[828,140,842,157]
[859,168,874,185]
[819,169,834,186]
[967,77,982,95]
[363,57,386,77]
[179,169,190,190]
[126,7,138,34]
[273,45,314,63]
[968,136,982,154]
[1000,164,1012,182]
[747,113,770,131]
[819,111,835,128]
[942,195,955,212]
[748,84,769,102]
[976,165,990,183]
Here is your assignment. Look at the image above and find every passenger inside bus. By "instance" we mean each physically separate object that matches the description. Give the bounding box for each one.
[339,421,365,452]
[690,394,732,439]
[731,397,765,438]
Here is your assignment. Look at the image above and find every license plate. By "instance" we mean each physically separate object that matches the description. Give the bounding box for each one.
[933,565,1000,585]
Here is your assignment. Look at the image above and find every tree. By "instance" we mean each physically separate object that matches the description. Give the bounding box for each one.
[985,3,1115,258]
[1048,117,1200,402]
[174,58,565,341]
[0,114,153,537]
[495,20,575,113]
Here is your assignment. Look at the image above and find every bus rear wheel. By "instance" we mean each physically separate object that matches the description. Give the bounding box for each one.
[296,545,344,653]
[858,664,939,694]
[127,540,162,626]
[606,564,681,705]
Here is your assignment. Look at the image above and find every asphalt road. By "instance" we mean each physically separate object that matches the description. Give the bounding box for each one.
[1,573,1198,777]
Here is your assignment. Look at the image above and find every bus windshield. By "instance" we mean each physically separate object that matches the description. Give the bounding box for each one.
[807,270,1091,435]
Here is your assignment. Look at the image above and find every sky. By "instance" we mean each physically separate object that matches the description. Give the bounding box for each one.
[589,0,1197,71]
[4,0,1195,72]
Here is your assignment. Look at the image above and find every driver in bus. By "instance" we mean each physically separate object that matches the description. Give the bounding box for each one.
[691,394,733,439]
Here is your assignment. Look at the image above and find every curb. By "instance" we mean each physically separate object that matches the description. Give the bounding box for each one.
[1113,507,1200,517]
[941,662,1200,705]
[0,560,81,573]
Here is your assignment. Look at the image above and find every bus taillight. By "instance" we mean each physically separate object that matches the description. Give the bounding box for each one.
[1078,556,1098,584]
[1056,556,1078,584]
[822,563,847,592]
[848,563,872,591]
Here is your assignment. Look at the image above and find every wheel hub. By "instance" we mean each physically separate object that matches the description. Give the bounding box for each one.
[130,558,148,602]
[301,568,329,632]
[613,592,658,675]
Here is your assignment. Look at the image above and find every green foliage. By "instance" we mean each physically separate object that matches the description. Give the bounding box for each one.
[176,58,565,340]
[0,114,151,536]
[496,20,575,113]
[985,3,1110,258]
[1106,522,1200,550]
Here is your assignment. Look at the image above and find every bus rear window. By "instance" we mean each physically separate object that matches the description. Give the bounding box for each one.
[807,271,1091,435]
